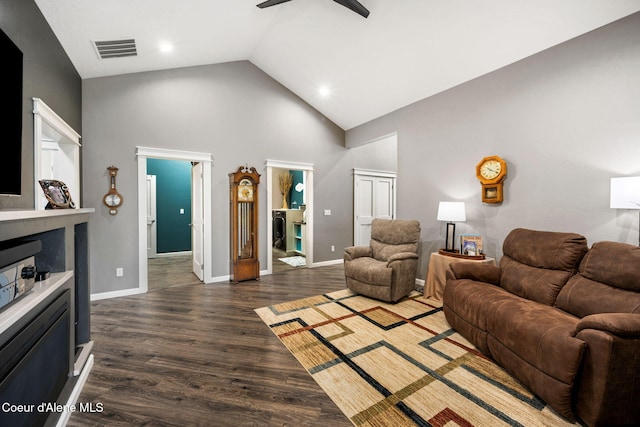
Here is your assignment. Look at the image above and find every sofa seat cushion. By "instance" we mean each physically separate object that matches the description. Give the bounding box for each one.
[487,299,586,419]
[443,279,523,355]
[345,257,392,287]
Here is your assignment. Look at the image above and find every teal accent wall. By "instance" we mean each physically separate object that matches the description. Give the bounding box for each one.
[147,159,192,253]
[290,170,304,209]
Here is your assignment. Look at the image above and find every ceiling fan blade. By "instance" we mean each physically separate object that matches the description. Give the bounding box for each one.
[257,0,292,9]
[333,0,369,18]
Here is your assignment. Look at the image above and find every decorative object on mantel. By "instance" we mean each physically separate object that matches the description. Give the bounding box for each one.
[437,201,466,252]
[102,166,123,215]
[476,155,507,203]
[610,176,640,246]
[278,173,293,209]
[38,179,76,209]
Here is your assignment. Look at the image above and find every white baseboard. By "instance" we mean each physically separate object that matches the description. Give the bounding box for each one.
[152,251,192,258]
[310,259,343,268]
[91,287,146,301]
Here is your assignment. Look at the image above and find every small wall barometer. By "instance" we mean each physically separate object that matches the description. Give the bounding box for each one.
[103,166,123,215]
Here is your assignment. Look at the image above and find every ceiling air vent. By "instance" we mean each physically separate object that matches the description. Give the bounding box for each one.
[93,39,137,59]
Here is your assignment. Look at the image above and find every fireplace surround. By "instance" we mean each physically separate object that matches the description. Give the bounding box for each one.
[0,209,93,426]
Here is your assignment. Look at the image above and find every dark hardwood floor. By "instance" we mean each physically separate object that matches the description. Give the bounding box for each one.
[67,264,351,426]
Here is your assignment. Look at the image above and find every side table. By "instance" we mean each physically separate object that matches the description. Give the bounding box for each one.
[423,252,496,301]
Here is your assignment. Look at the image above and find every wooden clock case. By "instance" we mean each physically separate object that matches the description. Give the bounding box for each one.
[229,165,261,282]
[476,155,507,204]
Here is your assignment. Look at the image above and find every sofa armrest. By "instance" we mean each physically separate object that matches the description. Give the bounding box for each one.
[573,315,640,426]
[576,313,640,338]
[387,252,419,265]
[344,246,372,261]
[446,263,501,286]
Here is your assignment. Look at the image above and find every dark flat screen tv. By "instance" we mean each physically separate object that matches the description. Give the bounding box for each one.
[0,27,23,195]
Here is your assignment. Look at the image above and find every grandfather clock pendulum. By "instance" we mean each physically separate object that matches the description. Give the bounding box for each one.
[229,165,260,282]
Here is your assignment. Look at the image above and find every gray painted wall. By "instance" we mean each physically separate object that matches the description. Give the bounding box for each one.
[347,12,640,279]
[0,0,82,210]
[82,61,393,294]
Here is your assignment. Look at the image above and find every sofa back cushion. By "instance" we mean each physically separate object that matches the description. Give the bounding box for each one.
[499,228,588,305]
[556,241,640,317]
[370,219,420,262]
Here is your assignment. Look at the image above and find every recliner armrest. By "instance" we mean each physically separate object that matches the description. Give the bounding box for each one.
[446,263,501,286]
[387,252,419,265]
[344,246,372,261]
[576,313,640,338]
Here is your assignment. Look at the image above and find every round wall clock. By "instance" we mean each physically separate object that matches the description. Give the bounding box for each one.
[476,156,507,203]
[103,166,123,215]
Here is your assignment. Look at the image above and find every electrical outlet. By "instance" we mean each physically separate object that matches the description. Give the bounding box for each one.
[116,268,124,277]
[324,209,332,216]
[331,245,335,252]
[179,208,185,214]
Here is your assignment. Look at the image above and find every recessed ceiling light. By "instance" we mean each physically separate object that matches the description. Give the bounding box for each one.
[159,42,173,53]
[318,85,331,98]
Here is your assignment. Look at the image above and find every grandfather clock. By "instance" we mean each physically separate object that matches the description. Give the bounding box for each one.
[229,165,260,282]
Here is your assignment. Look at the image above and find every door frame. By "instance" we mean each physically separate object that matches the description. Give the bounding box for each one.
[265,159,314,273]
[136,146,213,292]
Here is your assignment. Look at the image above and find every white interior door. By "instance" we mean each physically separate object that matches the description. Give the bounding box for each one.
[146,175,157,258]
[191,162,204,281]
[354,170,396,246]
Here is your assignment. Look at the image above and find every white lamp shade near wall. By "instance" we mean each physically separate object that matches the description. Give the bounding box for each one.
[437,202,467,222]
[610,177,640,209]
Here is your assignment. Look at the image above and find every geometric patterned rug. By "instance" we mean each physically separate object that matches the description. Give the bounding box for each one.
[255,289,580,427]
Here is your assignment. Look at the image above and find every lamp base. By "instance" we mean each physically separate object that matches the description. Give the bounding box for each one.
[444,222,456,252]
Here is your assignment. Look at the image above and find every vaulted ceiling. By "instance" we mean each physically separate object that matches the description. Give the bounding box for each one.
[35,0,640,130]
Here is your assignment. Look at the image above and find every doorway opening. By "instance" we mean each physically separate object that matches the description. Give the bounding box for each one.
[136,147,213,293]
[146,158,196,291]
[265,160,314,274]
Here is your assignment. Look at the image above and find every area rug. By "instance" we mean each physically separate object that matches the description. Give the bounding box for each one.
[255,289,580,427]
[278,256,306,267]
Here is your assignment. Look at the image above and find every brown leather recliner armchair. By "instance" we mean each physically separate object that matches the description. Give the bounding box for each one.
[344,219,420,303]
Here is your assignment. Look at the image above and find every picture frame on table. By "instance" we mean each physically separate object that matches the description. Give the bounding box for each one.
[462,241,477,256]
[460,234,483,255]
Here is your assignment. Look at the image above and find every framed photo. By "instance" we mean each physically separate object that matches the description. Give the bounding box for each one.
[462,240,477,256]
[38,179,76,209]
[460,234,483,255]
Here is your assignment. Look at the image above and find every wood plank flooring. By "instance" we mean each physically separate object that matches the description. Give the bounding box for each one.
[67,264,351,426]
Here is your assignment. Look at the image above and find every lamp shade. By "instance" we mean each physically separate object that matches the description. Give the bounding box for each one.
[610,177,640,209]
[437,202,466,222]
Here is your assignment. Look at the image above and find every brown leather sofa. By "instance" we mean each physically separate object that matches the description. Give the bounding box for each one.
[443,228,640,427]
[344,218,420,303]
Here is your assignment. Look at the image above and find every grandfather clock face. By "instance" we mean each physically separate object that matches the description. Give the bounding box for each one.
[238,178,254,202]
